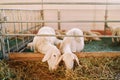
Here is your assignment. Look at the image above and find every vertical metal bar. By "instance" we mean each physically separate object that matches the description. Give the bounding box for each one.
[57,10,61,30]
[104,0,109,35]
[41,10,44,26]
[0,24,6,58]
[26,10,30,41]
[0,9,7,59]
[34,10,37,31]
[12,9,19,51]
[19,10,25,44]
[41,0,44,26]
[4,10,10,54]
[39,10,42,28]
[20,10,23,33]
[17,10,20,33]
[93,2,96,29]
[30,10,33,33]
[16,9,21,51]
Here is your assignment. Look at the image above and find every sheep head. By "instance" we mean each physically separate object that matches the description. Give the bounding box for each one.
[56,53,80,70]
[42,46,61,71]
[27,42,34,51]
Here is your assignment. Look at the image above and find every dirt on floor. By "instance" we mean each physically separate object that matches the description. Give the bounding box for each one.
[0,56,118,80]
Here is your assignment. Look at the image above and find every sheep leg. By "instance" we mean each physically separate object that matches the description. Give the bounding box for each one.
[112,37,115,43]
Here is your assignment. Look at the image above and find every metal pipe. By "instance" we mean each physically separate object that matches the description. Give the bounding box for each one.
[0,9,40,11]
[0,2,120,5]
[12,10,19,51]
[19,10,25,45]
[0,10,6,58]
[57,10,61,30]
[1,20,120,23]
[3,9,10,54]
[3,34,120,38]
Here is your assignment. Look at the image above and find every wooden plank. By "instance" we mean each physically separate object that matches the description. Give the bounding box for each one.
[76,52,120,58]
[9,53,44,61]
[9,52,120,61]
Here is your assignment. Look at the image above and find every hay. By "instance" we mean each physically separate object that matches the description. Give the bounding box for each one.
[71,57,120,80]
[0,56,119,80]
[0,60,15,80]
[7,60,65,80]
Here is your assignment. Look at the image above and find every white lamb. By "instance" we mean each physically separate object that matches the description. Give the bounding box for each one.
[83,31,101,42]
[108,26,120,43]
[27,26,61,71]
[27,26,60,52]
[56,28,84,70]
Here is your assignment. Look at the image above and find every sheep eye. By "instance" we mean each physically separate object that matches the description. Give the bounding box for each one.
[53,55,56,57]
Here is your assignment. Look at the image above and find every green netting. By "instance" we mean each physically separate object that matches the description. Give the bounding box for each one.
[0,52,3,59]
[83,38,120,52]
[5,38,22,50]
[0,38,120,59]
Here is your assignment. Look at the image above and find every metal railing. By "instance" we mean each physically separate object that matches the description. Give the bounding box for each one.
[0,9,42,59]
[0,2,120,5]
[0,1,120,59]
[1,20,120,23]
[2,33,120,38]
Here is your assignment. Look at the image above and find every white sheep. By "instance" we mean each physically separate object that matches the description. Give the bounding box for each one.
[83,31,101,42]
[35,38,61,70]
[56,28,84,70]
[27,26,61,71]
[108,26,120,43]
[56,44,80,70]
[27,42,33,51]
[27,26,60,52]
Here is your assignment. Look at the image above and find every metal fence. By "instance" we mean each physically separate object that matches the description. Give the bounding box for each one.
[0,9,43,58]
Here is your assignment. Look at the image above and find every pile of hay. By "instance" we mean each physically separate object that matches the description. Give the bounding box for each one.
[0,56,119,80]
[0,60,15,80]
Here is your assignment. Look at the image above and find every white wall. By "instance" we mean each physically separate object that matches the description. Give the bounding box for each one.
[1,0,120,10]
[0,0,120,31]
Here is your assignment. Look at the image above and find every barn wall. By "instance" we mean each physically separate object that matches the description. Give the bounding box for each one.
[0,9,41,33]
[0,0,120,31]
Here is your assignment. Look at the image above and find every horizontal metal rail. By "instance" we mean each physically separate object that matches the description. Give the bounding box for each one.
[2,34,120,38]
[0,9,41,11]
[5,37,33,53]
[1,20,120,23]
[1,9,119,11]
[0,2,120,5]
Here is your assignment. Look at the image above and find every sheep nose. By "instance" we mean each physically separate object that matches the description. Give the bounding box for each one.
[49,67,55,72]
[51,67,57,71]
[52,68,56,71]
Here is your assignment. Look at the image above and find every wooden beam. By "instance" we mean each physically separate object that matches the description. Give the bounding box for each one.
[9,52,120,61]
[76,52,120,58]
[9,53,44,61]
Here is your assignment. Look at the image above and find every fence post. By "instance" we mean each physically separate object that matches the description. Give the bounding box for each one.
[0,10,8,59]
[57,10,61,30]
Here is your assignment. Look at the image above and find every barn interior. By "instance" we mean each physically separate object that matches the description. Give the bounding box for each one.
[0,0,120,80]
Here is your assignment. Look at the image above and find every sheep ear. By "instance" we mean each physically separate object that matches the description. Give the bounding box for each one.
[73,54,80,66]
[56,55,63,65]
[42,53,52,62]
